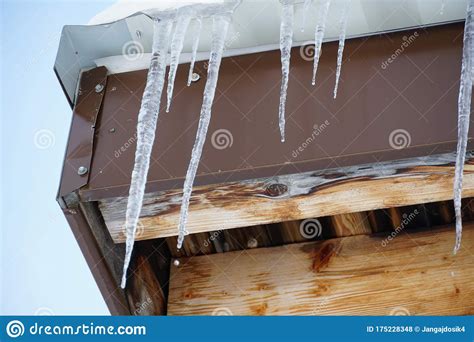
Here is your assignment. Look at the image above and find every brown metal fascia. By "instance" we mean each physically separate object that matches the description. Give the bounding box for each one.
[79,23,471,202]
[60,198,130,315]
[56,66,130,315]
[58,66,108,198]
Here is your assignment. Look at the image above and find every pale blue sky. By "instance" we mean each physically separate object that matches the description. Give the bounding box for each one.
[1,0,117,315]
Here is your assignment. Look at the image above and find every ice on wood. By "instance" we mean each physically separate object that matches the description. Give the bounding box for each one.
[333,0,351,99]
[312,0,331,86]
[453,0,474,254]
[121,18,172,289]
[278,1,295,143]
[166,12,192,112]
[188,17,203,86]
[177,14,232,248]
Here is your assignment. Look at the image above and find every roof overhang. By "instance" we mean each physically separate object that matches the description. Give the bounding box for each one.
[54,0,468,106]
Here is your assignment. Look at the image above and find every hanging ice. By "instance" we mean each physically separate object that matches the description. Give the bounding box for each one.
[120,18,172,289]
[311,0,331,86]
[166,12,192,112]
[177,14,232,249]
[278,1,295,143]
[453,0,474,254]
[301,0,312,32]
[333,0,351,99]
[188,17,203,86]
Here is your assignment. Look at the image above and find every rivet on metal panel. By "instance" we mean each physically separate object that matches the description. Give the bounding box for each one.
[190,73,200,83]
[95,84,104,93]
[77,166,89,176]
[109,128,116,133]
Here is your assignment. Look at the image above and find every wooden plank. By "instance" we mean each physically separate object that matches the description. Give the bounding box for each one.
[167,224,474,316]
[329,213,372,237]
[126,254,166,315]
[100,152,474,243]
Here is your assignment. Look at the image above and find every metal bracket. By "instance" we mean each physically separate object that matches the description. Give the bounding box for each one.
[58,66,108,198]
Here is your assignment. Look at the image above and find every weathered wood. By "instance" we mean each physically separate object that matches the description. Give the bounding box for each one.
[100,152,474,243]
[367,209,392,233]
[167,224,474,316]
[329,213,372,237]
[126,253,166,315]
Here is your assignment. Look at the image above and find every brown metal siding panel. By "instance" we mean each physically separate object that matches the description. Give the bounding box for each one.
[80,23,472,201]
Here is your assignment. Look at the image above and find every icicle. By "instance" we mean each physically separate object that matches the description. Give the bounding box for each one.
[453,0,474,254]
[311,0,331,86]
[279,1,295,143]
[187,17,203,86]
[166,13,192,112]
[301,0,312,32]
[177,14,231,249]
[333,0,351,99]
[120,18,172,289]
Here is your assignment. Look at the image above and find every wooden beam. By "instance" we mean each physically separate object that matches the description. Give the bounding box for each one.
[99,152,474,243]
[167,224,474,316]
[329,212,372,237]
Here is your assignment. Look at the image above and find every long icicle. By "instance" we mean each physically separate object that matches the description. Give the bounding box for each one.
[279,1,295,143]
[166,13,192,112]
[177,14,231,249]
[311,0,331,86]
[301,0,312,32]
[121,18,172,289]
[453,0,474,254]
[333,0,351,99]
[187,17,203,86]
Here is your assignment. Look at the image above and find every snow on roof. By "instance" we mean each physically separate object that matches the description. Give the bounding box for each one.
[55,0,468,104]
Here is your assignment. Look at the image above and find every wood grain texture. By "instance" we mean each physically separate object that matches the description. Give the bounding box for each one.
[329,213,372,237]
[126,254,166,315]
[167,225,474,316]
[99,153,474,243]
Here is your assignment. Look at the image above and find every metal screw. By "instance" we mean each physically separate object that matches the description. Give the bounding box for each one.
[109,128,116,133]
[77,166,88,176]
[190,73,200,83]
[95,84,104,93]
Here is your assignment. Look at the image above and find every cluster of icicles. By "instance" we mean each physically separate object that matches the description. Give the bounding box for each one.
[120,0,474,288]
